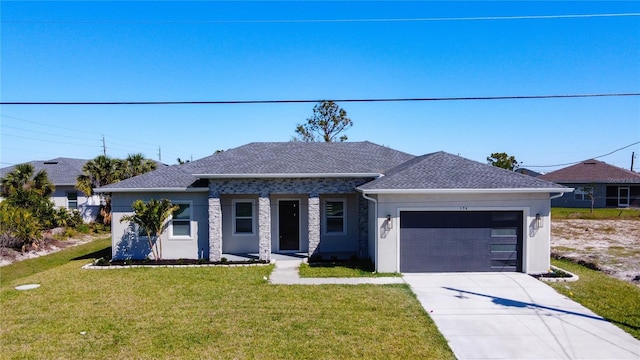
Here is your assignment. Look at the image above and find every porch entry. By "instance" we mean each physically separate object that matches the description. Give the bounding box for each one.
[278,200,300,251]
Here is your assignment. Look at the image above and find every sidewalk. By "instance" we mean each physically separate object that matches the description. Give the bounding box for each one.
[268,259,404,285]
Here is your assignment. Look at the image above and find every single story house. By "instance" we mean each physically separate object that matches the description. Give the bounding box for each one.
[538,159,640,208]
[0,157,100,222]
[98,142,570,273]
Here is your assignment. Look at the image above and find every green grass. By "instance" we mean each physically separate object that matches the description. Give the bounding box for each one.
[549,258,640,340]
[0,237,111,287]
[299,259,401,278]
[1,245,453,359]
[551,207,640,220]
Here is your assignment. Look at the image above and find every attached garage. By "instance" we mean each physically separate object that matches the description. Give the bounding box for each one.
[400,211,523,273]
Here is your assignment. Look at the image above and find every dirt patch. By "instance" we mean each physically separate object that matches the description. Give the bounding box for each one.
[0,234,101,267]
[551,219,640,286]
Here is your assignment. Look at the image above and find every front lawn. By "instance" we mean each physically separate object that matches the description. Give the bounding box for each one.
[549,258,640,340]
[1,246,453,359]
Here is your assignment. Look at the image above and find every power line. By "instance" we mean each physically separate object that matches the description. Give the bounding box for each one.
[3,13,639,24]
[2,93,639,106]
[523,140,640,168]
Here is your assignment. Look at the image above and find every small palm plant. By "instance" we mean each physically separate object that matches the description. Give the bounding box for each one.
[120,199,179,260]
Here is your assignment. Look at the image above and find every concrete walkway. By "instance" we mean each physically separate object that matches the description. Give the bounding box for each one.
[268,259,404,285]
[404,272,640,360]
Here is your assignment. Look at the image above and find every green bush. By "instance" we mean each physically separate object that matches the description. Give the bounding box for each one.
[0,202,41,249]
[76,224,91,234]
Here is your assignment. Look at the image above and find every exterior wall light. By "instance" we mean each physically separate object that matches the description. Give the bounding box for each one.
[386,214,393,229]
[535,214,542,228]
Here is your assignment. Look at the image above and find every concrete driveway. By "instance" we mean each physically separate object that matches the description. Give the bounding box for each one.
[403,273,640,360]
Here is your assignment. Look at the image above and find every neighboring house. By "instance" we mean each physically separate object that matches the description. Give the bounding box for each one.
[98,142,570,273]
[0,158,101,222]
[538,159,640,208]
[515,168,542,177]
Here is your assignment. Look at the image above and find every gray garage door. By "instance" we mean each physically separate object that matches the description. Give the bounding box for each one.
[400,211,523,273]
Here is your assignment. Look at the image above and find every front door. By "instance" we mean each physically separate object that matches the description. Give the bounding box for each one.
[619,187,630,207]
[279,200,300,251]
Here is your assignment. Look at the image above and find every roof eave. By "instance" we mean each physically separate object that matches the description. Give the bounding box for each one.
[357,187,574,195]
[193,173,382,179]
[94,187,209,193]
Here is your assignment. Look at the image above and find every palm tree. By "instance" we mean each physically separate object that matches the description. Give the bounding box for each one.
[120,199,179,260]
[1,163,54,198]
[76,155,124,224]
[123,153,157,178]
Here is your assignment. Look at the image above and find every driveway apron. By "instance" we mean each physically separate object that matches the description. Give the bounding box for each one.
[403,273,640,360]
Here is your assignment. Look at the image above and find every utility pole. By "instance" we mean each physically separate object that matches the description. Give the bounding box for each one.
[632,152,635,172]
[158,147,161,162]
[102,135,106,155]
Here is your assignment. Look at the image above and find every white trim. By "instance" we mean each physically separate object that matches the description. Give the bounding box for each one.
[232,199,256,236]
[323,198,347,235]
[276,199,301,252]
[193,173,381,179]
[360,188,573,195]
[168,201,193,240]
[95,187,208,193]
[394,206,530,273]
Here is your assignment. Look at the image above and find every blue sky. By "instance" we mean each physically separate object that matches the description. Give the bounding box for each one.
[1,1,639,172]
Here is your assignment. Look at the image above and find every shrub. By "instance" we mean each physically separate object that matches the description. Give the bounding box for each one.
[0,202,41,250]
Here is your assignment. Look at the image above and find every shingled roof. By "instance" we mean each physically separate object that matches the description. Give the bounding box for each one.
[0,157,87,186]
[357,151,566,192]
[538,159,640,184]
[188,142,415,176]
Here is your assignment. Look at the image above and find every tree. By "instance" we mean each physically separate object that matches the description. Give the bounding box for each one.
[294,100,353,142]
[123,153,157,178]
[487,152,520,171]
[76,154,157,224]
[0,164,57,248]
[1,163,54,198]
[120,199,179,260]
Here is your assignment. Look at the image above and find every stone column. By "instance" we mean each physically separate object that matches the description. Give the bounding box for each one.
[357,194,369,258]
[258,194,271,261]
[308,194,320,257]
[208,195,222,261]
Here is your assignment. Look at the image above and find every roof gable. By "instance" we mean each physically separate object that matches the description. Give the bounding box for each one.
[538,159,640,184]
[358,151,566,191]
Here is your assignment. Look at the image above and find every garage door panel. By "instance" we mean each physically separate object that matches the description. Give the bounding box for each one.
[400,211,522,273]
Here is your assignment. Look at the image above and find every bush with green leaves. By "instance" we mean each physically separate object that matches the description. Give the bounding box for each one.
[0,202,41,249]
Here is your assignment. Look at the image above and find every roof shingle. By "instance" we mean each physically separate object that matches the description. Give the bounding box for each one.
[538,159,640,184]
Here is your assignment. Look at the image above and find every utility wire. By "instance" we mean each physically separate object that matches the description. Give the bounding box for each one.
[3,13,639,24]
[2,93,639,105]
[523,140,640,168]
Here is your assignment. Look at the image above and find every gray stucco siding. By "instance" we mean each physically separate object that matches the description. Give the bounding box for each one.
[316,194,360,255]
[111,192,209,260]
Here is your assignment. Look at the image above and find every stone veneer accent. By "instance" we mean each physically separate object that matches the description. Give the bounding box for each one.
[307,195,320,256]
[208,196,222,261]
[258,195,271,261]
[208,177,372,259]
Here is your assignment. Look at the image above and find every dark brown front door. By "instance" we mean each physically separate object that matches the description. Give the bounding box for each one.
[279,200,300,251]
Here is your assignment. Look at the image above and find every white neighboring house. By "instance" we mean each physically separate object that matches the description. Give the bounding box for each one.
[0,157,101,222]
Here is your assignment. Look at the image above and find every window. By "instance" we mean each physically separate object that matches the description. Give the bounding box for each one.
[324,199,346,234]
[67,192,78,210]
[171,203,191,237]
[574,187,587,201]
[490,228,517,237]
[233,200,254,235]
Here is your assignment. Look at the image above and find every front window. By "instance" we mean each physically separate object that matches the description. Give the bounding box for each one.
[171,203,191,237]
[324,199,346,234]
[67,192,78,210]
[233,200,254,235]
[574,187,592,201]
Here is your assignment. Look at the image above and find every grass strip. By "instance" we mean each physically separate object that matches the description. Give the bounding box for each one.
[549,258,640,340]
[0,237,110,287]
[299,262,400,278]
[551,207,640,220]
